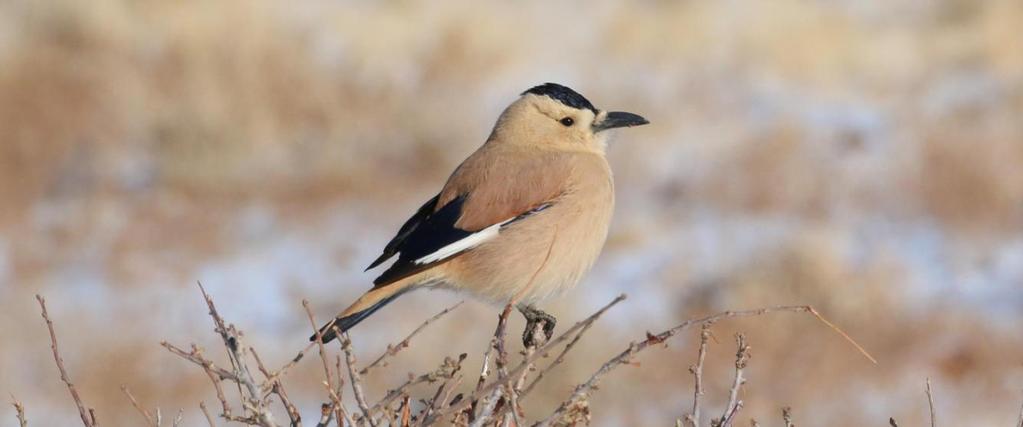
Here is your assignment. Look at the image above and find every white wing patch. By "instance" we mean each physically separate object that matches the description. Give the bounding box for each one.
[414,218,512,265]
[413,202,553,266]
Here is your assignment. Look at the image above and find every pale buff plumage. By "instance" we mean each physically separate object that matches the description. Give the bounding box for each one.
[314,84,646,343]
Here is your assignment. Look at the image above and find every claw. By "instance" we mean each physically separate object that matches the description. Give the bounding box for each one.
[517,304,557,347]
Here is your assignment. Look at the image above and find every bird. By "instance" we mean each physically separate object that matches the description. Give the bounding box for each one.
[313,83,648,346]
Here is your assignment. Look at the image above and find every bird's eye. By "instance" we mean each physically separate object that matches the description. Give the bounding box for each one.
[559,117,574,127]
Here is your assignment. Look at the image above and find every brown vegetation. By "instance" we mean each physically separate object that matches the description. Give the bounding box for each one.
[26,285,901,426]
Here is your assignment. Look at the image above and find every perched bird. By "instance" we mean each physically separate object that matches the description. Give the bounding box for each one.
[314,83,648,345]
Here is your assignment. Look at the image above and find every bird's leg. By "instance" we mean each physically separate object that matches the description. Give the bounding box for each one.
[515,304,557,347]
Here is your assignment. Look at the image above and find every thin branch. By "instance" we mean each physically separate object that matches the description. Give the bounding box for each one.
[716,333,750,427]
[370,353,465,417]
[36,295,96,427]
[400,397,412,427]
[684,324,712,427]
[537,304,859,426]
[171,409,185,427]
[196,284,277,427]
[805,307,876,364]
[360,301,464,376]
[164,342,260,425]
[251,348,302,427]
[200,402,217,427]
[468,305,514,426]
[302,300,353,427]
[10,394,27,427]
[315,403,333,427]
[1017,390,1023,427]
[782,407,794,427]
[338,331,377,427]
[162,342,238,382]
[425,294,627,425]
[505,321,546,423]
[421,373,464,426]
[925,378,936,427]
[121,386,158,427]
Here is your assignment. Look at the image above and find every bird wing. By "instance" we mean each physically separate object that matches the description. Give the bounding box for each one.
[368,148,572,288]
[365,194,442,271]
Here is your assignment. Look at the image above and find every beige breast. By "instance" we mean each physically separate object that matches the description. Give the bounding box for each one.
[441,152,614,304]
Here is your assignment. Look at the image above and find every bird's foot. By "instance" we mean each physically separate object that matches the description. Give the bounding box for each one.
[517,304,556,347]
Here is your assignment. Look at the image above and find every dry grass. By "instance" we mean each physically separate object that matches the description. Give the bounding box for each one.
[28,285,897,426]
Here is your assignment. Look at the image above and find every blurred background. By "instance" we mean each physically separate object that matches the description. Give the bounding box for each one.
[1,0,1022,425]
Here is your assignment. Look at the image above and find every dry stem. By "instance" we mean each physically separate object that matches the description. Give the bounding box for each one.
[302,300,353,426]
[683,324,712,427]
[715,333,750,427]
[360,301,464,376]
[36,295,96,427]
[338,331,377,426]
[926,378,936,427]
[121,386,157,426]
[11,394,28,427]
[782,407,794,427]
[199,402,217,427]
[537,304,860,426]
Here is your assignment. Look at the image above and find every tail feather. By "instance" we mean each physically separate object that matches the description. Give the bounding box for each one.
[310,286,412,343]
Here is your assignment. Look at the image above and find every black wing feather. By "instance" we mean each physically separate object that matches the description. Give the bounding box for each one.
[369,195,473,287]
[366,195,440,271]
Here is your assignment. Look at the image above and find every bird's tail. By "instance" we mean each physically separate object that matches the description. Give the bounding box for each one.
[310,283,416,343]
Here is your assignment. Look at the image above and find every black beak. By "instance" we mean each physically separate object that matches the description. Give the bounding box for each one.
[592,111,649,132]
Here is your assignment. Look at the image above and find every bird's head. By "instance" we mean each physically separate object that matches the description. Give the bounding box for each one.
[488,83,648,154]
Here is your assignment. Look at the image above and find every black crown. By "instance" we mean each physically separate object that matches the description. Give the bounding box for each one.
[522,83,597,114]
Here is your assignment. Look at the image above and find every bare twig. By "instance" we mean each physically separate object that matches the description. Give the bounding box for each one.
[400,397,412,427]
[121,386,158,426]
[360,301,464,375]
[162,342,238,382]
[1017,390,1023,427]
[261,344,313,388]
[683,324,712,427]
[537,304,863,426]
[196,284,277,427]
[11,394,28,427]
[425,294,627,425]
[782,407,794,427]
[716,333,750,427]
[421,292,621,425]
[200,402,217,427]
[503,321,546,423]
[36,295,96,427]
[925,378,936,427]
[805,307,876,364]
[338,331,377,427]
[468,305,514,426]
[163,286,289,426]
[302,300,353,427]
[424,355,467,425]
[421,373,464,426]
[167,343,246,422]
[251,348,302,427]
[370,353,465,417]
[315,403,333,427]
